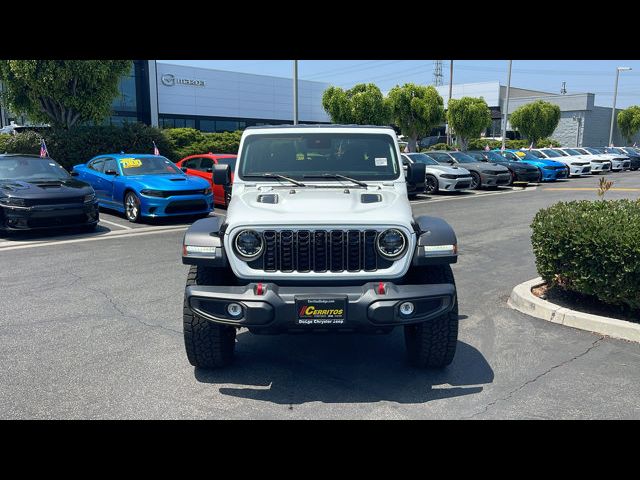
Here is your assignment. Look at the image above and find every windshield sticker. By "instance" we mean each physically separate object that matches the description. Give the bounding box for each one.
[48,163,56,166]
[120,158,142,168]
[375,157,388,167]
[515,151,526,157]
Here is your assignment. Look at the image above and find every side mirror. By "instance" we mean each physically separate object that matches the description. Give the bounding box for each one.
[104,169,118,176]
[406,162,426,184]
[70,171,79,177]
[448,159,456,165]
[213,164,231,186]
[181,166,188,173]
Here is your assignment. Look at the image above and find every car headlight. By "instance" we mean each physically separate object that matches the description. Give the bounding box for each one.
[140,189,165,197]
[234,230,264,260]
[376,229,408,260]
[83,193,96,203]
[0,197,26,206]
[440,174,457,179]
[202,187,212,196]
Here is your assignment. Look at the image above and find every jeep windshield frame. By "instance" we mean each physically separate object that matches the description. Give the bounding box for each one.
[237,132,401,182]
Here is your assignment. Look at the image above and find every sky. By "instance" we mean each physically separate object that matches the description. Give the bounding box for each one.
[160,60,640,109]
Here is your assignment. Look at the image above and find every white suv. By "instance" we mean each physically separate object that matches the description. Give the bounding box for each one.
[180,125,460,369]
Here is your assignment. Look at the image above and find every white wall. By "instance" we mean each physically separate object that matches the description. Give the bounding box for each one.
[156,63,330,122]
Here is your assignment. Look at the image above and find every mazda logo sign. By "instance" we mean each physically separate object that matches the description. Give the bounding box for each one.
[160,73,205,87]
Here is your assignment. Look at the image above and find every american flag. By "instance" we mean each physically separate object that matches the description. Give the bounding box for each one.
[484,144,490,151]
[153,141,159,156]
[529,142,533,150]
[633,142,637,147]
[39,138,49,158]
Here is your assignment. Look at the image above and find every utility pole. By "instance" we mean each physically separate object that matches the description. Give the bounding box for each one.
[447,60,453,145]
[609,66,631,146]
[501,60,512,151]
[433,60,443,87]
[293,60,299,125]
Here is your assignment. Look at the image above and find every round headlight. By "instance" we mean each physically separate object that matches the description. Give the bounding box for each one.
[376,229,407,259]
[234,230,264,259]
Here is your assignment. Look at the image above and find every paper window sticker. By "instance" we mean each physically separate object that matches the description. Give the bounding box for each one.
[375,157,388,167]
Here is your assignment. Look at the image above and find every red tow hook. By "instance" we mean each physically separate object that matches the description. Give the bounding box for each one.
[377,281,386,295]
[255,283,265,295]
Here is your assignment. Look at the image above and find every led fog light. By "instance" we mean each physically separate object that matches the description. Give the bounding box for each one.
[399,302,415,316]
[227,303,243,318]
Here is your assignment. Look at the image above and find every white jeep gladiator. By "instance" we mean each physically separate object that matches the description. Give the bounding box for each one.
[181,125,459,368]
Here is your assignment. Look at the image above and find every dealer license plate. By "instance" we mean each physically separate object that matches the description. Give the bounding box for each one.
[295,297,347,326]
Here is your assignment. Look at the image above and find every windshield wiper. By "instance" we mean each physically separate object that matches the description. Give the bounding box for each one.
[243,173,307,187]
[302,173,368,188]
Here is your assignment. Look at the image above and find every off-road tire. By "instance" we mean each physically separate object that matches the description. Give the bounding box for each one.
[183,265,236,368]
[404,264,459,368]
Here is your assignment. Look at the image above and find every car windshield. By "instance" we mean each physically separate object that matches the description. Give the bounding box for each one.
[563,149,582,155]
[606,147,625,154]
[238,133,400,181]
[591,147,606,153]
[575,148,589,155]
[449,152,477,164]
[513,151,539,160]
[481,151,505,162]
[0,156,70,181]
[406,153,438,165]
[584,147,602,154]
[526,150,544,158]
[540,149,563,158]
[119,156,183,176]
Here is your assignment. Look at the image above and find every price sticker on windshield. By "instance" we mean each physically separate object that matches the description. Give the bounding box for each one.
[515,151,526,157]
[120,158,142,168]
[375,157,388,167]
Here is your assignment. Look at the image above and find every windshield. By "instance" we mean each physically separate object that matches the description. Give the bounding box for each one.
[449,152,477,164]
[0,156,70,181]
[606,147,625,154]
[540,149,563,158]
[592,147,606,153]
[512,151,539,161]
[238,133,400,181]
[119,156,182,176]
[575,148,589,155]
[406,153,438,165]
[583,147,600,154]
[527,150,544,158]
[563,148,582,155]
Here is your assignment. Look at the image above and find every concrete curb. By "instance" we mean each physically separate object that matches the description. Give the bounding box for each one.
[508,277,640,343]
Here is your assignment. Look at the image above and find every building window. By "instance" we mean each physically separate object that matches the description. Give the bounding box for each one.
[200,119,216,132]
[216,120,239,132]
[185,118,195,129]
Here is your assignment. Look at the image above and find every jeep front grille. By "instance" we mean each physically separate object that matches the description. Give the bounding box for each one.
[255,229,390,272]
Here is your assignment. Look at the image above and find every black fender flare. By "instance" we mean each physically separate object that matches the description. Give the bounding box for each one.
[412,215,458,265]
[181,216,228,267]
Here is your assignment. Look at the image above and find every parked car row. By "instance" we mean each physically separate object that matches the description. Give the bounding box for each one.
[399,145,640,197]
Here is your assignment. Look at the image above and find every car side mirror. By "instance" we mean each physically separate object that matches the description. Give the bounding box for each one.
[448,159,455,165]
[70,171,79,177]
[205,168,213,173]
[406,162,426,183]
[213,164,231,186]
[181,166,188,173]
[104,169,118,176]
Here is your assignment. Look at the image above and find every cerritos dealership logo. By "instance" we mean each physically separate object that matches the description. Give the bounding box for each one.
[161,73,206,87]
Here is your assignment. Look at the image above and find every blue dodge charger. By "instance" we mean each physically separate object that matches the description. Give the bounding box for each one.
[72,154,213,222]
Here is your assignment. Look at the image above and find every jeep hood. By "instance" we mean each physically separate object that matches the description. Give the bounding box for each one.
[226,186,413,228]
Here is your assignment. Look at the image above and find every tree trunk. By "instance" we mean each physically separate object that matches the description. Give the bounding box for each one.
[408,136,418,153]
[459,136,468,151]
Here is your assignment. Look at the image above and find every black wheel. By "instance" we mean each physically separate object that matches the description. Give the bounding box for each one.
[470,171,482,190]
[124,191,141,223]
[508,170,517,186]
[408,193,419,200]
[404,264,459,368]
[425,174,439,194]
[536,168,543,183]
[183,265,236,369]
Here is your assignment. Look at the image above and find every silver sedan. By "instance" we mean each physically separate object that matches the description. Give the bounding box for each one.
[403,153,473,194]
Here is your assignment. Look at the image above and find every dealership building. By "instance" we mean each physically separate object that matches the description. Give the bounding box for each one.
[435,81,639,147]
[1,60,331,131]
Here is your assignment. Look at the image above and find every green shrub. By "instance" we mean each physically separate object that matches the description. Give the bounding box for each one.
[535,137,561,147]
[531,199,640,310]
[0,123,173,169]
[467,138,502,150]
[0,133,11,153]
[427,142,453,151]
[164,129,242,159]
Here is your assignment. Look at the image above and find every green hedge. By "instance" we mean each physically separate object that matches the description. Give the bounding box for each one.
[531,199,640,310]
[163,128,242,159]
[0,124,173,169]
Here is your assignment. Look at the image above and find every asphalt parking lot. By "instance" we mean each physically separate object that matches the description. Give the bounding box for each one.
[1,172,639,419]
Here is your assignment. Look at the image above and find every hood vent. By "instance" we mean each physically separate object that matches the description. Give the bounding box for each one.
[257,193,278,204]
[360,193,382,204]
[170,178,187,181]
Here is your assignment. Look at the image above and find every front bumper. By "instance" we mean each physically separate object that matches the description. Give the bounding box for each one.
[540,167,568,181]
[0,200,99,230]
[513,170,540,182]
[589,162,609,173]
[186,281,456,333]
[140,193,214,217]
[569,165,591,176]
[480,172,511,187]
[438,176,473,191]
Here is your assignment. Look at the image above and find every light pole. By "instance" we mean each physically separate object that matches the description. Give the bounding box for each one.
[293,60,299,125]
[608,66,632,147]
[501,60,512,151]
[447,60,453,145]
[573,114,582,147]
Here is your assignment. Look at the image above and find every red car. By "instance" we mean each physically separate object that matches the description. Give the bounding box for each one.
[175,153,237,207]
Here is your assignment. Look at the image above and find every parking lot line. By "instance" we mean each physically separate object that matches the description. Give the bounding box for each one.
[541,187,640,191]
[0,225,187,252]
[410,186,535,205]
[99,219,132,230]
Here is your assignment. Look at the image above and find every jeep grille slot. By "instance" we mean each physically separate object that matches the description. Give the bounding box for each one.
[259,229,383,272]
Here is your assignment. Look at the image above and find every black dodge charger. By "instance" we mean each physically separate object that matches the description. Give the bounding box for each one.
[0,154,99,231]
